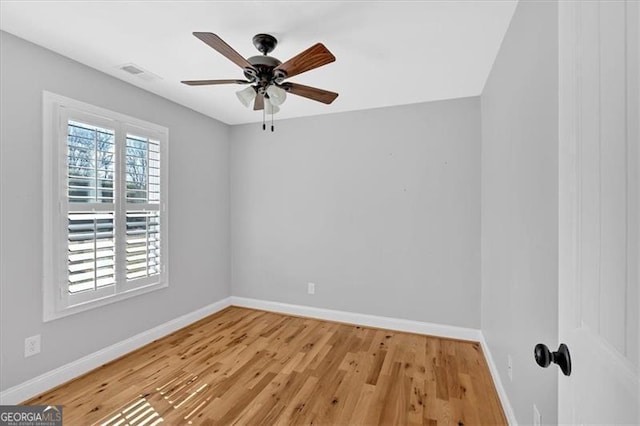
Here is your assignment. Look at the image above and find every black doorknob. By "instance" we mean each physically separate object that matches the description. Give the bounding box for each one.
[534,343,572,376]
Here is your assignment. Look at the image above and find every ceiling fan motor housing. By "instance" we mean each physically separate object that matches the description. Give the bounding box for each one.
[242,34,289,87]
[244,55,285,88]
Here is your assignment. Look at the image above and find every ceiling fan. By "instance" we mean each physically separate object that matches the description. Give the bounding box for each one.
[181,33,338,130]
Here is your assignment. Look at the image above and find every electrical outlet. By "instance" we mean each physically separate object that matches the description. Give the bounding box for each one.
[307,282,315,295]
[533,404,541,426]
[507,354,513,381]
[25,335,41,357]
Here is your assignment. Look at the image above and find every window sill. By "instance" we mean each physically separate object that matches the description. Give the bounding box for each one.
[43,280,168,323]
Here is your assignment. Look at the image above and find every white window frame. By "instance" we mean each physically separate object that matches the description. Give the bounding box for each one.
[43,91,169,322]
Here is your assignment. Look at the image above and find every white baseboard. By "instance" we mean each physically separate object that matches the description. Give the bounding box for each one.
[230,296,483,342]
[0,297,232,405]
[479,335,518,426]
[1,294,516,426]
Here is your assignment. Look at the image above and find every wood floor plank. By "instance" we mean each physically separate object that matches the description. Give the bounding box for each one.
[25,306,507,425]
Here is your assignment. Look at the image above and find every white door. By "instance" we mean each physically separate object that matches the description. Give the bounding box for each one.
[558,1,639,424]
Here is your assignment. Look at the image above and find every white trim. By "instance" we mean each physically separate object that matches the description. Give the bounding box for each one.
[479,335,519,426]
[43,91,167,134]
[557,1,581,423]
[0,297,232,405]
[42,91,170,322]
[51,281,169,322]
[230,296,482,342]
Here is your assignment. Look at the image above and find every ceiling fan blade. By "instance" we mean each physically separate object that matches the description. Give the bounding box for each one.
[254,93,265,110]
[281,82,338,104]
[181,79,250,86]
[193,32,255,70]
[274,43,335,79]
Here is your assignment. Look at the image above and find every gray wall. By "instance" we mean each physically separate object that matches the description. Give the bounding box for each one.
[480,1,559,424]
[230,98,481,328]
[2,8,564,422]
[0,32,231,391]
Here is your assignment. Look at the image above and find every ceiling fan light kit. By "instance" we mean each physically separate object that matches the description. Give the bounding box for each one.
[181,32,338,132]
[264,101,280,115]
[235,85,257,108]
[266,85,286,106]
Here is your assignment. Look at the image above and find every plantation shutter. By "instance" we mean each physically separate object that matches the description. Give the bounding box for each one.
[125,133,161,283]
[67,212,116,293]
[66,120,117,301]
[61,116,164,303]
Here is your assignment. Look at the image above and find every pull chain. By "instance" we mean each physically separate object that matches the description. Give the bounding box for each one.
[271,111,274,132]
[262,107,266,131]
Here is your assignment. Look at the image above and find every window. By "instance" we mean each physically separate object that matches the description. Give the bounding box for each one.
[43,92,168,321]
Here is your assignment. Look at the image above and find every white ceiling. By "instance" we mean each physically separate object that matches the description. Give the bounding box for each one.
[0,1,517,125]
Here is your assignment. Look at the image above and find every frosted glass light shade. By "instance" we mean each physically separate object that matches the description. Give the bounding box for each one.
[266,85,286,106]
[264,99,280,114]
[236,86,256,108]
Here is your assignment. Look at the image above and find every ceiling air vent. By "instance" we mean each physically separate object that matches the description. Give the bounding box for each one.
[121,64,144,75]
[117,63,161,82]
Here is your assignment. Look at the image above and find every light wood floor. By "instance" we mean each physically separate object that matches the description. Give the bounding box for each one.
[26,307,506,425]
